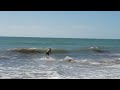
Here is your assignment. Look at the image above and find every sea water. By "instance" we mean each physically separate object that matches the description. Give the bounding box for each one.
[0,37,120,79]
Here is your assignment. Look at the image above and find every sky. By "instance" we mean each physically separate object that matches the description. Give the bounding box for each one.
[0,11,120,39]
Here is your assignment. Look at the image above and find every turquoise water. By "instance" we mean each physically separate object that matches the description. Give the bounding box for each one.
[0,37,120,79]
[1,37,120,59]
[1,37,120,53]
[0,36,119,48]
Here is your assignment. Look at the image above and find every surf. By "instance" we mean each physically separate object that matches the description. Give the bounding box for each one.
[8,47,108,54]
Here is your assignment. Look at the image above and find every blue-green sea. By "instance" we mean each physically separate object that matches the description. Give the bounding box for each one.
[0,37,120,79]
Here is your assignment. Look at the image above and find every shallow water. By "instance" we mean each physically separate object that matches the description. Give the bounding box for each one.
[0,37,120,79]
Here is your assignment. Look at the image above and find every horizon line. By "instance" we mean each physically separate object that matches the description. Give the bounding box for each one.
[0,35,120,40]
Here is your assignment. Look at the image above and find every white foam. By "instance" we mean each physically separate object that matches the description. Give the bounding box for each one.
[39,56,56,61]
[105,64,120,68]
[77,59,101,65]
[1,55,120,79]
[89,61,101,65]
[0,56,10,59]
[62,56,76,62]
[64,56,73,60]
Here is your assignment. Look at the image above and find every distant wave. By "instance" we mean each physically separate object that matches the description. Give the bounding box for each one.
[8,47,108,54]
[88,47,106,53]
[74,47,108,53]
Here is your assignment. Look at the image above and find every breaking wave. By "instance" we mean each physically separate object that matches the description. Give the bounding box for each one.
[8,48,69,54]
[34,56,120,66]
[8,47,108,54]
[59,56,120,66]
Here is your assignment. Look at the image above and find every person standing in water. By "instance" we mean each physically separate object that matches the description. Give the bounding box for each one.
[46,48,51,56]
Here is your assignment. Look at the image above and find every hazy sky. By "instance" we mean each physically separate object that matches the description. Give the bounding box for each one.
[0,11,120,39]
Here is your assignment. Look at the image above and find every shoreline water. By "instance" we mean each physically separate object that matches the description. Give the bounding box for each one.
[0,37,120,78]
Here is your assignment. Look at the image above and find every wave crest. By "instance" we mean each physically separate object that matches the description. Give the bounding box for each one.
[88,47,106,53]
[8,47,108,54]
[8,48,69,54]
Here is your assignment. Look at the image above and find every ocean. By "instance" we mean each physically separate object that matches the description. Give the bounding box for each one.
[0,37,120,79]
